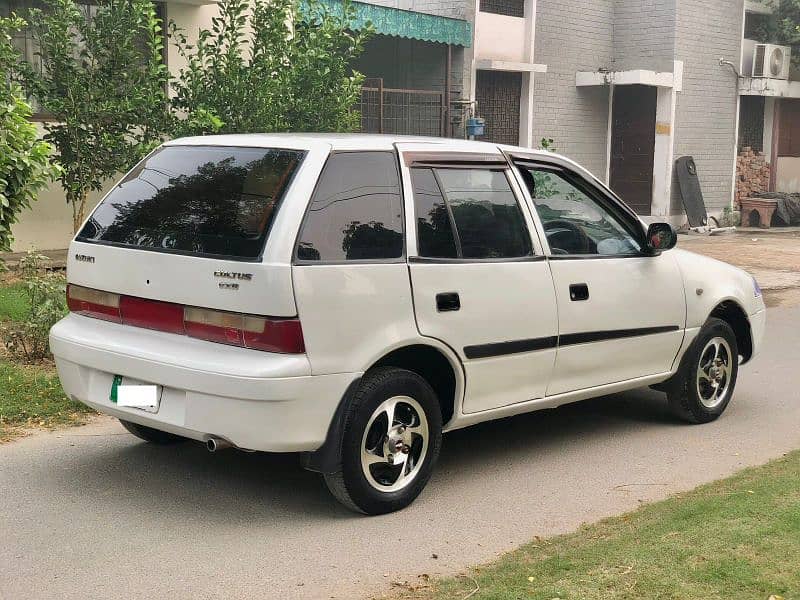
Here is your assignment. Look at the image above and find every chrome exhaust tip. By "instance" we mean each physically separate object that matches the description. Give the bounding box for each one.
[206,437,232,453]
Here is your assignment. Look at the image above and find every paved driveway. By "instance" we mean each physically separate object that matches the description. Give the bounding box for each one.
[1,306,799,600]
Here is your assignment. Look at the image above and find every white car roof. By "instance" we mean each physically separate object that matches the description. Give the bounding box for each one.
[163,132,553,158]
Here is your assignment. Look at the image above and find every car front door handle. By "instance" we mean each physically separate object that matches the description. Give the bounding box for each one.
[569,283,589,301]
[436,292,461,312]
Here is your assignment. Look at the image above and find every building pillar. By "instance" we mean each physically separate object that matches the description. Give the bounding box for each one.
[651,85,677,217]
[519,71,535,148]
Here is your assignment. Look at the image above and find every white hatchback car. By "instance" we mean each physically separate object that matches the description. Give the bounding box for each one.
[51,134,766,514]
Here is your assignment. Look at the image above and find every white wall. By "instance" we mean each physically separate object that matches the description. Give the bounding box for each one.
[474,12,527,62]
[166,2,222,74]
[777,157,800,193]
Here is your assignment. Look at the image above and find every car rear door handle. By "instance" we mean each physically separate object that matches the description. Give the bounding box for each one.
[436,292,460,312]
[569,283,589,301]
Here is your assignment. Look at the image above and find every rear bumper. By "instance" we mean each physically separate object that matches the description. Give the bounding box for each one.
[50,314,359,452]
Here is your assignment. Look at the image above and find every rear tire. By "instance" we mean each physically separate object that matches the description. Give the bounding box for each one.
[324,367,442,515]
[119,419,186,444]
[666,318,739,424]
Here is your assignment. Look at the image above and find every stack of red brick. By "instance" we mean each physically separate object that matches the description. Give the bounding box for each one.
[735,147,771,208]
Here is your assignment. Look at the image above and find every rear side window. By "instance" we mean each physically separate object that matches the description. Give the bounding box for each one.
[296,152,403,262]
[77,145,304,260]
[411,169,458,258]
[411,167,532,260]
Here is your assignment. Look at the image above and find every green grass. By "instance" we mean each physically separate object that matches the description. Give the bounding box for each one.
[0,360,94,441]
[0,281,29,322]
[0,281,94,441]
[393,451,800,600]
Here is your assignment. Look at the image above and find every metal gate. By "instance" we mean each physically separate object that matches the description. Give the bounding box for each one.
[357,78,446,137]
[475,70,521,146]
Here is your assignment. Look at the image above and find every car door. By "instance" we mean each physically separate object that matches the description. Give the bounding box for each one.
[510,155,686,396]
[397,145,559,414]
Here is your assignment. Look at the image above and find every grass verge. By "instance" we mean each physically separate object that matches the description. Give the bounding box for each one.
[0,279,94,441]
[0,360,94,441]
[390,451,800,600]
[0,280,29,322]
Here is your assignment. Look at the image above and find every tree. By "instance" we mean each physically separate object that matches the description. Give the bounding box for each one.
[0,16,58,253]
[755,1,800,68]
[169,0,372,136]
[21,0,172,232]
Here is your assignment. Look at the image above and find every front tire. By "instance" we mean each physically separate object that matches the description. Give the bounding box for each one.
[324,367,443,515]
[119,419,186,444]
[666,318,739,424]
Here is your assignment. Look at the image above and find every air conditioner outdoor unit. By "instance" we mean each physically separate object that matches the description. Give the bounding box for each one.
[752,43,791,80]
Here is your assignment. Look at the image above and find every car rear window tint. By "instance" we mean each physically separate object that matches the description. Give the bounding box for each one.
[296,152,404,262]
[418,168,532,260]
[410,168,458,258]
[77,145,304,260]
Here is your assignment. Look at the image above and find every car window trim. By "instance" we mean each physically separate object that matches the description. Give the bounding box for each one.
[408,255,546,264]
[294,258,409,266]
[511,160,650,259]
[403,151,510,170]
[292,150,406,265]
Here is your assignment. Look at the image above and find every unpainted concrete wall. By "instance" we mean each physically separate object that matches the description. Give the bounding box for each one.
[531,0,614,179]
[671,0,744,215]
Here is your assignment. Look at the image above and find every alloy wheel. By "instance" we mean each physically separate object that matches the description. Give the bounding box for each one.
[696,336,733,409]
[360,395,429,493]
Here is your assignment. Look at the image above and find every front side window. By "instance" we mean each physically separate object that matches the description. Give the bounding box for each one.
[77,145,304,259]
[412,167,532,260]
[519,167,642,256]
[296,152,403,262]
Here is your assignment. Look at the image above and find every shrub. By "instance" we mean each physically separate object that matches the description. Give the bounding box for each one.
[0,16,59,254]
[2,251,67,362]
[169,0,373,136]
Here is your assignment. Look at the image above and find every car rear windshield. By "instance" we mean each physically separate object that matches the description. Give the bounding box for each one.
[77,145,305,260]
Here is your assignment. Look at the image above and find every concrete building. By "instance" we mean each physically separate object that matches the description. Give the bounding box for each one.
[737,0,800,218]
[485,0,799,223]
[522,0,745,222]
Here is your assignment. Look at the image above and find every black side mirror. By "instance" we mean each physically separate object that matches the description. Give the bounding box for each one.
[645,222,677,253]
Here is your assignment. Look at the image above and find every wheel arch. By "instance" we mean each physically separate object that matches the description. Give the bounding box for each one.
[302,342,464,474]
[709,300,753,363]
[369,344,462,427]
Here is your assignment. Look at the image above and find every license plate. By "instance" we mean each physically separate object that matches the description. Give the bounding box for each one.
[110,375,162,413]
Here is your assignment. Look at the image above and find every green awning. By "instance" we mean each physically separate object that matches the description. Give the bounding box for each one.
[306,0,472,47]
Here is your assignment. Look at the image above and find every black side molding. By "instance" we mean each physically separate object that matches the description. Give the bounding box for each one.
[559,326,679,346]
[465,336,558,359]
[463,326,680,360]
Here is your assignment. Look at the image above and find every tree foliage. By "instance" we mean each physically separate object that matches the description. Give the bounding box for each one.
[170,0,373,136]
[0,16,58,253]
[755,0,800,68]
[21,0,172,231]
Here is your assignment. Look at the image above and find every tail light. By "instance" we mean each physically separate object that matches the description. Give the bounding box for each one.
[184,307,305,353]
[121,296,184,334]
[66,285,121,323]
[66,285,304,354]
